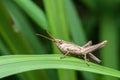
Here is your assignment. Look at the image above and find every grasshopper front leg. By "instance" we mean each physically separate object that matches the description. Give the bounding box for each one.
[60,51,69,59]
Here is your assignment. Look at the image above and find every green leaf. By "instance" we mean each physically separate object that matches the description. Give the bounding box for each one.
[0,0,33,54]
[64,0,86,45]
[43,0,76,80]
[0,54,120,79]
[13,0,48,29]
[100,16,119,80]
[3,0,46,53]
[64,1,95,80]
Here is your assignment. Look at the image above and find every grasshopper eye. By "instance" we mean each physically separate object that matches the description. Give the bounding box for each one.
[58,40,63,44]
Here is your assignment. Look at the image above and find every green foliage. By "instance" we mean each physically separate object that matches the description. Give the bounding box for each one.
[0,0,120,80]
[0,54,120,79]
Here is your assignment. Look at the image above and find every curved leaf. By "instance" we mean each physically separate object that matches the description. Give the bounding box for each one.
[0,54,120,79]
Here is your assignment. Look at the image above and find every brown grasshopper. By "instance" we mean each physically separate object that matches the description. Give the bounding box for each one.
[36,31,107,65]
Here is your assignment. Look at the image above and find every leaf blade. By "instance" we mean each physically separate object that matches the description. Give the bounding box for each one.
[0,54,120,79]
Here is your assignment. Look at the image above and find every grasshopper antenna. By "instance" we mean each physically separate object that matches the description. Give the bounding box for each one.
[46,31,56,41]
[36,33,55,42]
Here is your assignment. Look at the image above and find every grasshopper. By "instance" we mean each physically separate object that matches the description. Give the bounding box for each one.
[36,31,107,66]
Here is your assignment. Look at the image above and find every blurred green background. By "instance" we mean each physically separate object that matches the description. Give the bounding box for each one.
[0,0,119,80]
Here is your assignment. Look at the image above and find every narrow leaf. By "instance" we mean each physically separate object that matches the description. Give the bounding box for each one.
[0,54,120,79]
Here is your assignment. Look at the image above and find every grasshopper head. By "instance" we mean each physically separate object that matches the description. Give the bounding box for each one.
[54,39,64,45]
[36,31,66,47]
